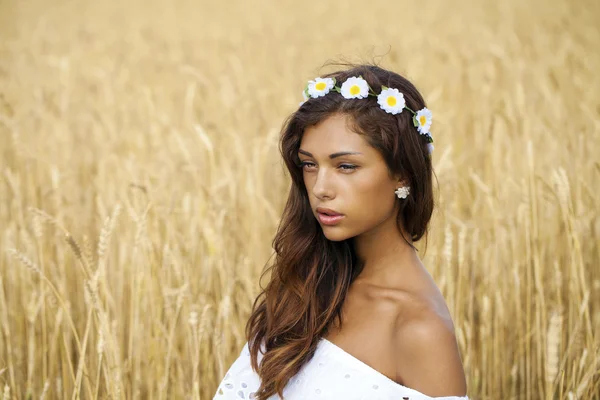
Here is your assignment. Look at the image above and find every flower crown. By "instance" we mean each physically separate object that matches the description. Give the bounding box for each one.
[299,76,434,154]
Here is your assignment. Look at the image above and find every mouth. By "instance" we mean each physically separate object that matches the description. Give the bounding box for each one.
[316,207,345,226]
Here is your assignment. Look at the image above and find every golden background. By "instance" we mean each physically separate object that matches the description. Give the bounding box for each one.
[0,0,598,398]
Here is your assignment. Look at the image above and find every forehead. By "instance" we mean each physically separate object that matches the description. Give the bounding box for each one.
[300,114,369,153]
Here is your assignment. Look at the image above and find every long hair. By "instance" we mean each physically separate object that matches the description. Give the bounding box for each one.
[245,62,435,399]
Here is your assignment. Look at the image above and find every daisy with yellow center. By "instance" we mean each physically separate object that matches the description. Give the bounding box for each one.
[307,77,335,98]
[340,76,369,99]
[414,107,433,134]
[377,87,406,115]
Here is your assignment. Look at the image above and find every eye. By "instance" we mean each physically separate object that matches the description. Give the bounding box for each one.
[299,161,317,170]
[299,161,358,172]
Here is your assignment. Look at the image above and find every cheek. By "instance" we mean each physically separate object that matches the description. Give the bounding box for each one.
[344,175,396,220]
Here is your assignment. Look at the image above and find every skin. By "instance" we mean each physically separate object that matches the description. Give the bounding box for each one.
[298,113,467,397]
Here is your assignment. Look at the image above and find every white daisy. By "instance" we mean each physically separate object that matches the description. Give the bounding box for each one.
[414,107,433,134]
[307,77,335,98]
[340,76,369,99]
[377,87,406,115]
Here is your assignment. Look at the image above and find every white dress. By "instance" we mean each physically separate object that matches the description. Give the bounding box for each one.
[213,338,469,400]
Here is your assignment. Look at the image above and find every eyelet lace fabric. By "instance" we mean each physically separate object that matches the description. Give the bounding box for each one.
[213,338,469,400]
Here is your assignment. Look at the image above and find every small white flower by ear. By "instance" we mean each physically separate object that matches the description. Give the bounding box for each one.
[414,107,433,134]
[307,77,336,98]
[377,87,406,115]
[340,76,369,99]
[395,186,410,199]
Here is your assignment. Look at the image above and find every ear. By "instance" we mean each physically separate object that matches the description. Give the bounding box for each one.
[394,174,408,187]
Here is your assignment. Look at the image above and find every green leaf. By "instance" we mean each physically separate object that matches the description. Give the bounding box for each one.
[412,116,418,127]
[381,85,388,90]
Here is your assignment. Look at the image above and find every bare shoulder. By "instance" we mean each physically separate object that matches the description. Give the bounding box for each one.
[392,290,467,397]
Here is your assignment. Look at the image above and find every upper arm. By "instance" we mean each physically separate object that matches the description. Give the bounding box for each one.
[395,315,467,398]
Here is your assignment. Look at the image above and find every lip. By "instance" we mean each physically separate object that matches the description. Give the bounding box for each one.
[316,207,343,216]
[316,207,345,226]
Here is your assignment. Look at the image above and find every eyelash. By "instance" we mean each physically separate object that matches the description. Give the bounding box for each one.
[298,161,357,171]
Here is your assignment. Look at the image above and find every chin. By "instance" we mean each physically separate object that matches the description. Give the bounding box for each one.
[321,227,353,242]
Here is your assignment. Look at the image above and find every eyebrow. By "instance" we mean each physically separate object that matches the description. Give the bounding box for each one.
[298,149,363,159]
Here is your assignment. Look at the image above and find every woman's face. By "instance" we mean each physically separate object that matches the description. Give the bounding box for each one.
[298,113,403,241]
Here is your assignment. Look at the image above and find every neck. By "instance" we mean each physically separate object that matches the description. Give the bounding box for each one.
[352,213,419,285]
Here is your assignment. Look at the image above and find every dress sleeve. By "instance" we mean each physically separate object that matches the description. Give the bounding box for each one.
[212,342,262,399]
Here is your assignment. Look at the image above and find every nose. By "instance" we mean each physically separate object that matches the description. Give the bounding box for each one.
[312,167,335,200]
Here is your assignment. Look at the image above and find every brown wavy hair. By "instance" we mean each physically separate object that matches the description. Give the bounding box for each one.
[245,62,435,399]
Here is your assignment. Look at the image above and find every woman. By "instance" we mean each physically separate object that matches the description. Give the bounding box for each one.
[213,63,469,400]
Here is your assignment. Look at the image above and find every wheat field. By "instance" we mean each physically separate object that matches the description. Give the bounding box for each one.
[0,0,599,398]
